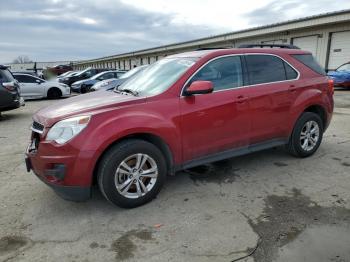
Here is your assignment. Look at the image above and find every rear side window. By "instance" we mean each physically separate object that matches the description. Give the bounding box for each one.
[292,54,326,75]
[246,55,285,85]
[15,75,37,83]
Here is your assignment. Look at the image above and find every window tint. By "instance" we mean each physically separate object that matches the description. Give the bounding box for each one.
[0,69,14,82]
[116,72,125,78]
[99,72,114,80]
[190,56,243,91]
[16,75,37,83]
[246,55,287,85]
[292,54,326,75]
[284,62,298,79]
[13,75,25,82]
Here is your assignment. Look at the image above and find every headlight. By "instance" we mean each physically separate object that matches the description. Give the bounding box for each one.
[46,116,90,144]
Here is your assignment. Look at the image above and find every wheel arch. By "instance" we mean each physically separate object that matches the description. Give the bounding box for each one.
[92,132,175,185]
[47,86,62,98]
[302,104,327,129]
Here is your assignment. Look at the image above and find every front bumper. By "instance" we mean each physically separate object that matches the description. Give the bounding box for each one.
[25,136,95,202]
[25,157,91,201]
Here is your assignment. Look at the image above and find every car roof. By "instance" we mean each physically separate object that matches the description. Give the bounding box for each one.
[0,65,9,70]
[168,48,310,59]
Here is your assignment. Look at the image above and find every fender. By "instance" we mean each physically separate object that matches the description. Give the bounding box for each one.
[288,88,331,134]
[70,100,182,184]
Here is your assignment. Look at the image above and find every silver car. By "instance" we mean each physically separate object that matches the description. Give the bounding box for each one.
[91,66,148,91]
[13,73,71,99]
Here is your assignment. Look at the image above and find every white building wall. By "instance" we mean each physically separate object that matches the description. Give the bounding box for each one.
[73,12,350,71]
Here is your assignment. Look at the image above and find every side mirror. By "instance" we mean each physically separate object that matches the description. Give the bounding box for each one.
[36,79,41,84]
[184,81,213,96]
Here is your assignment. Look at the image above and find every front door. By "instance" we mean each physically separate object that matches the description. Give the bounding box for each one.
[180,55,251,162]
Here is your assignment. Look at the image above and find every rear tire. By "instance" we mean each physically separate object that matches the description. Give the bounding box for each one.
[47,88,62,99]
[286,112,323,158]
[97,139,167,208]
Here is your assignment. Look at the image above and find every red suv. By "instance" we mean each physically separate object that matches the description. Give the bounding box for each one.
[25,46,334,208]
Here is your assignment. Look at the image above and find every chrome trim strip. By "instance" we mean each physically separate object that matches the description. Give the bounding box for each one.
[31,126,44,134]
[180,53,300,96]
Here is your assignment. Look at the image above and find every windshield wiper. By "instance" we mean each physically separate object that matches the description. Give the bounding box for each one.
[115,88,139,96]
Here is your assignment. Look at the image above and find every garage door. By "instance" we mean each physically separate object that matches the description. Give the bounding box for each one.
[328,31,350,70]
[292,36,319,57]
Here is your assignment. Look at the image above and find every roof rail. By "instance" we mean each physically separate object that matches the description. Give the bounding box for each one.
[195,47,228,51]
[238,44,300,49]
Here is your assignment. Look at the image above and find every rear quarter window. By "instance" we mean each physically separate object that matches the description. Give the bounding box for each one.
[0,69,14,82]
[292,54,326,75]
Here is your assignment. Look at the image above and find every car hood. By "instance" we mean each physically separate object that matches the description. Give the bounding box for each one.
[33,91,145,127]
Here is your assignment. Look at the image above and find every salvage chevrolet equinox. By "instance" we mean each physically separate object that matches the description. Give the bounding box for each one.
[25,45,334,208]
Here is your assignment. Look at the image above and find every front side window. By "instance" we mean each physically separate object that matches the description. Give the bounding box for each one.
[189,56,243,91]
[118,57,197,96]
[246,55,289,85]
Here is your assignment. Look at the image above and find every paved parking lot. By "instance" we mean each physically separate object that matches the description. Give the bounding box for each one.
[0,90,350,262]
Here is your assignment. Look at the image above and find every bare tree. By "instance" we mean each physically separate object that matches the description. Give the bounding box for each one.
[13,55,32,64]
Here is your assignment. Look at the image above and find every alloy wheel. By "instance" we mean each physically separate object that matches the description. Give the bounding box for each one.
[114,153,158,199]
[300,120,320,151]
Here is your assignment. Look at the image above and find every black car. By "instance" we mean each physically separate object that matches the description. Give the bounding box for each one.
[59,67,109,86]
[0,65,24,115]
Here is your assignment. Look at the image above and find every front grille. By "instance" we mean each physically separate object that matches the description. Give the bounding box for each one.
[32,121,44,133]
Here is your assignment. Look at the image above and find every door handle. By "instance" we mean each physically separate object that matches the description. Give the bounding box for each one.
[289,85,297,92]
[236,95,248,103]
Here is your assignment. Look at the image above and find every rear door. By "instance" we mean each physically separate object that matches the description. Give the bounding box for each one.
[16,75,44,97]
[243,54,299,144]
[180,55,251,162]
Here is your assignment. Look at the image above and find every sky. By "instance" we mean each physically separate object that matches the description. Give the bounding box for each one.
[1,0,350,63]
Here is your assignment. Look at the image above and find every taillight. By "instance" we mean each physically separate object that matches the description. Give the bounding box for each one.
[328,79,334,95]
[2,82,16,92]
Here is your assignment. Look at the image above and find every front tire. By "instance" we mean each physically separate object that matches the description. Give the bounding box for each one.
[47,88,62,99]
[286,112,323,157]
[97,139,167,208]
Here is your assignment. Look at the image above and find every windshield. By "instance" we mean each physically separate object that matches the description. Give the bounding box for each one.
[117,58,197,96]
[91,71,109,80]
[120,66,147,79]
[337,63,350,72]
[76,67,91,76]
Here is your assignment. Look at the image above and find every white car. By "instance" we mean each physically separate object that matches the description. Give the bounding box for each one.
[13,73,71,99]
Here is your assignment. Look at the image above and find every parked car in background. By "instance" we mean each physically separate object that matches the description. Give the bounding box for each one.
[71,70,126,93]
[91,65,148,92]
[59,67,109,86]
[328,62,350,88]
[0,65,24,114]
[25,47,334,208]
[57,71,73,78]
[46,64,73,76]
[13,73,70,99]
[12,71,39,77]
[57,71,77,80]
